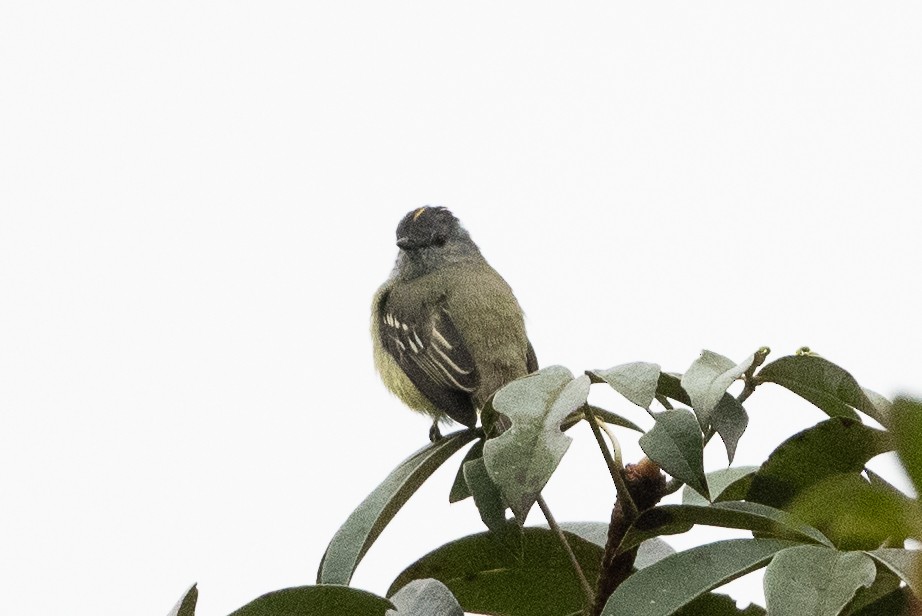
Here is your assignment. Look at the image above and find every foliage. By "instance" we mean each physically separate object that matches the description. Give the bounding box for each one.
[167,350,922,615]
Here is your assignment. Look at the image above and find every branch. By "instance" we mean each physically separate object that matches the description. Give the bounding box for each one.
[590,458,667,616]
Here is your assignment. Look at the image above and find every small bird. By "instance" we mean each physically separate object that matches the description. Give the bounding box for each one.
[372,206,538,440]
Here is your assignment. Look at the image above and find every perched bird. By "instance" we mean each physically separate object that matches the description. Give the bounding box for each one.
[372,206,537,440]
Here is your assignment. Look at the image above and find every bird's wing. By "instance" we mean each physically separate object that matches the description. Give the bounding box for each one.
[378,297,479,427]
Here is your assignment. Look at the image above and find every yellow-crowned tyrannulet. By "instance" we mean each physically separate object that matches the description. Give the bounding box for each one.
[372,206,537,440]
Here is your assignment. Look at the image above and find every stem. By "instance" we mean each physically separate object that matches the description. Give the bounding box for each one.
[655,394,674,411]
[586,407,638,520]
[737,382,757,405]
[738,346,770,404]
[537,494,594,608]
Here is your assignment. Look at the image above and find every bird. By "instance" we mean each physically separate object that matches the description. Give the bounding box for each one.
[372,206,538,441]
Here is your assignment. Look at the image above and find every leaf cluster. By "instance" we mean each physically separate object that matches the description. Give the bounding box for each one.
[167,350,922,615]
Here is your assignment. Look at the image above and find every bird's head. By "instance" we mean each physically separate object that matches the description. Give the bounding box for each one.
[395,206,465,250]
[392,206,481,276]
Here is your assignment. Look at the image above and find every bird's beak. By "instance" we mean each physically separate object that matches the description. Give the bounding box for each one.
[396,236,413,249]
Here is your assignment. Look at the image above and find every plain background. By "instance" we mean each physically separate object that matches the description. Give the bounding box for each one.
[2,3,921,614]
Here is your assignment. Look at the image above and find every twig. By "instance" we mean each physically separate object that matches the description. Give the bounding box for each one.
[738,346,770,404]
[655,393,674,411]
[585,406,638,520]
[537,494,594,609]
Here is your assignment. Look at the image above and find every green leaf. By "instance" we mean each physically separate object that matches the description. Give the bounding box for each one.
[602,539,798,616]
[485,367,587,523]
[764,546,876,616]
[861,388,895,428]
[674,593,766,615]
[658,370,749,463]
[891,397,922,496]
[463,457,523,552]
[229,586,393,616]
[386,579,463,616]
[166,584,197,616]
[556,522,675,569]
[561,404,644,433]
[656,372,691,406]
[317,429,479,585]
[866,548,922,599]
[681,350,754,427]
[588,362,661,409]
[684,467,759,506]
[388,527,602,616]
[542,522,675,569]
[746,417,893,509]
[848,588,912,616]
[756,354,880,421]
[557,521,609,548]
[710,394,749,464]
[635,538,678,570]
[639,409,709,500]
[620,501,831,553]
[657,372,692,406]
[464,457,506,533]
[790,473,918,550]
[587,405,645,433]
[844,570,903,616]
[448,439,484,503]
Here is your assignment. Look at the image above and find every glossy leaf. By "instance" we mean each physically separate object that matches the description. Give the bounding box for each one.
[317,429,479,584]
[746,417,892,509]
[620,501,831,553]
[388,527,602,616]
[602,539,798,616]
[588,362,661,409]
[229,586,393,616]
[448,439,484,503]
[386,579,463,616]
[682,350,753,427]
[764,546,875,616]
[166,584,197,616]
[891,397,922,496]
[756,354,879,421]
[683,467,759,506]
[790,473,918,550]
[639,409,709,500]
[485,367,587,523]
[866,548,922,599]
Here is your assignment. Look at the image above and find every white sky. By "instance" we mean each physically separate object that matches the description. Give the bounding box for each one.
[2,3,921,615]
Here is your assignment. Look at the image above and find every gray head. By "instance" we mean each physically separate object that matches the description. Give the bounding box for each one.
[393,206,482,278]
